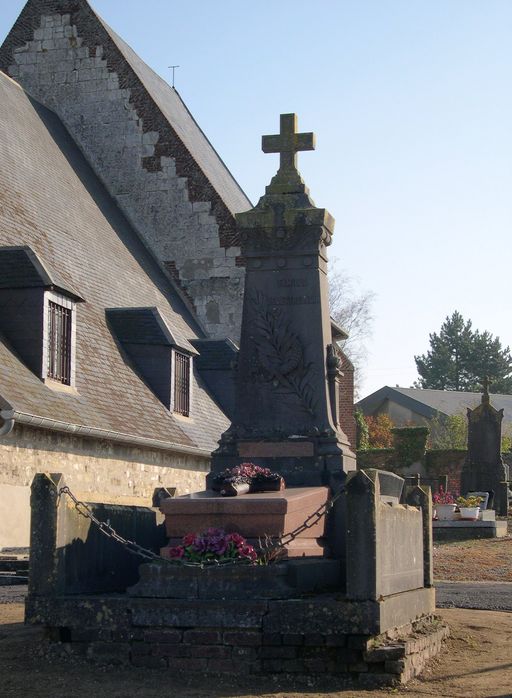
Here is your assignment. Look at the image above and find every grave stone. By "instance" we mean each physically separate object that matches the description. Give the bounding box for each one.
[210,114,356,490]
[460,378,510,515]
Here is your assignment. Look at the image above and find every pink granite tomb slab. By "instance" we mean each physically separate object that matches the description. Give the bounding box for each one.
[161,487,330,558]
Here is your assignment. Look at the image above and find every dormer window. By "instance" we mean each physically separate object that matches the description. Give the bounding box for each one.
[173,350,191,417]
[107,307,197,415]
[0,246,83,388]
[46,297,74,385]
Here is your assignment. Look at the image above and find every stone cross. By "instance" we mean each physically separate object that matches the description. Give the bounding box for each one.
[262,113,315,171]
[481,376,491,404]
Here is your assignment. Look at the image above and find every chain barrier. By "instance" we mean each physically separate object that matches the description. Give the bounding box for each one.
[58,483,346,568]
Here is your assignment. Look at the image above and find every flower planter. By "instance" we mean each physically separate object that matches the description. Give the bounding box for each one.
[434,503,457,520]
[458,506,480,521]
[219,482,251,497]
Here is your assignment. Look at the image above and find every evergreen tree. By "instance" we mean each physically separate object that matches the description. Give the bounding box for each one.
[414,311,512,393]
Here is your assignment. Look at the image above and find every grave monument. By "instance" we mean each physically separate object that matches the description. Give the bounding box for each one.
[211,113,355,482]
[460,378,510,516]
[25,115,447,686]
[161,114,356,560]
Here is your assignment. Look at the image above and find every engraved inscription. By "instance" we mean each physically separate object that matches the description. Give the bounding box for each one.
[239,441,314,457]
[277,278,308,288]
[268,295,318,306]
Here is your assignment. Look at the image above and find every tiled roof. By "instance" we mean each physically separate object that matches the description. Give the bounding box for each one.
[0,72,229,452]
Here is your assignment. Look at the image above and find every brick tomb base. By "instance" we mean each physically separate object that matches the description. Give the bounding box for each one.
[26,587,447,687]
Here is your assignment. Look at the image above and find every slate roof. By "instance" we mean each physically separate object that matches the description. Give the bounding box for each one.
[0,72,229,452]
[0,245,83,300]
[357,386,512,427]
[0,0,252,242]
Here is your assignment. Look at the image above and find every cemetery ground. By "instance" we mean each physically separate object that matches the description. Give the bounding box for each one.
[0,528,511,698]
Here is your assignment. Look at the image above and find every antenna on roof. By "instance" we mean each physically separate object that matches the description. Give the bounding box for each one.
[168,65,180,89]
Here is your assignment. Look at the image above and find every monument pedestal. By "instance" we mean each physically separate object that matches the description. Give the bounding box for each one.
[161,487,330,558]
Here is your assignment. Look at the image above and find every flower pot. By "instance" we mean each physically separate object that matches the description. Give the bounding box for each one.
[435,503,457,520]
[250,477,286,493]
[458,506,480,521]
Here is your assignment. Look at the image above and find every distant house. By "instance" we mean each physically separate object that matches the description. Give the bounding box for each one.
[356,386,512,430]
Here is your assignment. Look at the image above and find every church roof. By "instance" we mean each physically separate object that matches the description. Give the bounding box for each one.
[0,71,229,452]
[0,0,252,241]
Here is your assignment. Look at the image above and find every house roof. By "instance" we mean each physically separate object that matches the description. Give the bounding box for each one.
[357,386,512,426]
[0,71,229,452]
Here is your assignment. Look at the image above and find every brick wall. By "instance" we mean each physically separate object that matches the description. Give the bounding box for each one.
[424,450,467,494]
[338,351,356,449]
[1,5,245,341]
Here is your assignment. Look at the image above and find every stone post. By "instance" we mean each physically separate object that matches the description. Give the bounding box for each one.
[346,470,379,600]
[29,472,65,597]
[406,485,433,588]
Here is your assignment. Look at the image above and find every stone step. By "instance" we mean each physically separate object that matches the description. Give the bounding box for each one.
[0,558,29,573]
[0,572,29,586]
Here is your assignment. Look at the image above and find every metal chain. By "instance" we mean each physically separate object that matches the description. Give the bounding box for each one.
[58,486,162,563]
[58,483,345,567]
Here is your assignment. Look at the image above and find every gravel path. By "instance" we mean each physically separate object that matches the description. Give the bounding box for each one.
[0,585,27,605]
[435,580,512,611]
[2,582,512,610]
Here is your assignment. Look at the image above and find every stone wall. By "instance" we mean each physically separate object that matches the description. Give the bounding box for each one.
[2,7,246,341]
[0,423,209,548]
[28,594,447,686]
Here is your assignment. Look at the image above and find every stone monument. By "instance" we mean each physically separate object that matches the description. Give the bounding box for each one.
[460,378,510,515]
[24,115,445,685]
[210,114,356,487]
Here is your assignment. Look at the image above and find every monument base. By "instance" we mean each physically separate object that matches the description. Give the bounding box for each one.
[433,519,508,541]
[26,587,444,686]
[210,436,356,489]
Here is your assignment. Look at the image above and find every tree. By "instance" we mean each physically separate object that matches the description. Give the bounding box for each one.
[428,413,468,449]
[328,267,375,395]
[414,311,512,393]
[365,414,394,448]
[355,409,370,450]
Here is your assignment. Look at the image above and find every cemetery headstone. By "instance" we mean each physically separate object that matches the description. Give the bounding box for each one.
[460,378,510,515]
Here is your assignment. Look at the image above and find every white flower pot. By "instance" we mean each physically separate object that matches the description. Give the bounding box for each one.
[458,506,480,521]
[435,503,457,520]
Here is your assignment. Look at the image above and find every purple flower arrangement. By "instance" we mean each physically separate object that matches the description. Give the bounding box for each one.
[166,527,258,563]
[213,462,283,489]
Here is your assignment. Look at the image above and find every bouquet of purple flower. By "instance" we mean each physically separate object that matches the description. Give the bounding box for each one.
[212,462,284,493]
[166,527,258,564]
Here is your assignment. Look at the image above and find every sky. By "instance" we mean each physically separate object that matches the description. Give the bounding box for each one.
[1,0,511,399]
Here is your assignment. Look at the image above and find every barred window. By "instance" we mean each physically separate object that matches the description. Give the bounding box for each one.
[173,351,190,416]
[47,300,72,385]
